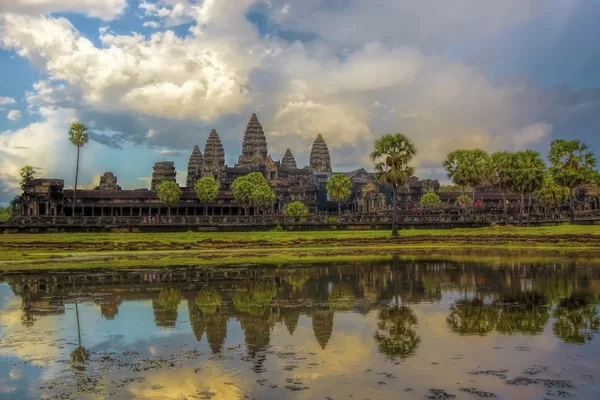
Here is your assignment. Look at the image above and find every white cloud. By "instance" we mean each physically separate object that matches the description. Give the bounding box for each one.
[0,13,260,121]
[6,110,22,120]
[0,96,16,106]
[142,21,160,29]
[0,0,127,21]
[0,0,559,180]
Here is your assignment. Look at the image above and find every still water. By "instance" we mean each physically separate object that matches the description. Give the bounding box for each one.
[1,259,600,399]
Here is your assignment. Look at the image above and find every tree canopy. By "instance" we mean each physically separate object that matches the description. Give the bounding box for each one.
[157,181,182,219]
[194,177,219,215]
[534,174,569,211]
[419,192,441,208]
[326,174,352,214]
[284,201,309,217]
[370,133,416,236]
[194,177,219,203]
[231,172,275,215]
[68,122,89,148]
[19,165,36,187]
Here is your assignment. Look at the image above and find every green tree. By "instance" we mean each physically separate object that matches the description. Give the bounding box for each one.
[509,150,545,224]
[68,122,89,217]
[284,201,309,217]
[370,133,417,236]
[231,176,254,214]
[194,177,219,216]
[465,149,489,214]
[419,192,441,208]
[488,151,516,224]
[19,165,36,187]
[326,174,353,215]
[455,194,472,207]
[251,184,276,214]
[245,171,268,186]
[534,174,569,213]
[443,149,471,214]
[157,181,182,221]
[438,184,471,193]
[548,139,597,223]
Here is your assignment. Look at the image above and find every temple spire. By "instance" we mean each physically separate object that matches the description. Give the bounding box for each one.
[186,145,203,188]
[202,129,225,181]
[236,113,269,167]
[309,134,332,172]
[281,148,297,169]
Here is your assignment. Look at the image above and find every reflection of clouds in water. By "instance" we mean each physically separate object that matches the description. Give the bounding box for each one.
[9,369,22,380]
[128,365,245,400]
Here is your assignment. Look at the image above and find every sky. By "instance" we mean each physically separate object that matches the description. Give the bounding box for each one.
[1,0,600,204]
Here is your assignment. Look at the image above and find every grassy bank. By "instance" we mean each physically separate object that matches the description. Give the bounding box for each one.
[1,224,600,272]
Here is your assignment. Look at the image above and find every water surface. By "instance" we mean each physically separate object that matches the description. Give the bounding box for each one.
[1,259,599,399]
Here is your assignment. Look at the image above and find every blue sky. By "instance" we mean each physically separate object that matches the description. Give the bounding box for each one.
[1,0,600,204]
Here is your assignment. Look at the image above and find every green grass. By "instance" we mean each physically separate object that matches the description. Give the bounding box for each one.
[2,224,600,272]
[1,223,600,244]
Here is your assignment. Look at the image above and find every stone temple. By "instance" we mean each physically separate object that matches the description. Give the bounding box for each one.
[19,113,404,218]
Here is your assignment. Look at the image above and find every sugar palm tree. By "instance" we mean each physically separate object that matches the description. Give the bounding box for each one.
[68,123,89,217]
[370,133,417,237]
[548,139,597,223]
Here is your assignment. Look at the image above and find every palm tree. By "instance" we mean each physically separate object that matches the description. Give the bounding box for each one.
[370,133,417,237]
[509,150,545,225]
[548,139,597,223]
[488,151,516,224]
[68,122,89,217]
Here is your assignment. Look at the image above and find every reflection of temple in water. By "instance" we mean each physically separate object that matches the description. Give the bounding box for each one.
[4,260,600,360]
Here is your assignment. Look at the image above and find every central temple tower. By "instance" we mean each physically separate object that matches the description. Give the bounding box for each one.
[236,113,270,168]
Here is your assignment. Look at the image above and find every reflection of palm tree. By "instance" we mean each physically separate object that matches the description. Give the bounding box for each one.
[553,296,600,344]
[374,306,420,360]
[447,299,498,336]
[153,288,182,328]
[494,293,550,335]
[71,302,88,370]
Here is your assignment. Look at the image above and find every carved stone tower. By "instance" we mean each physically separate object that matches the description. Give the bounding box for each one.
[95,172,121,191]
[186,145,203,188]
[309,134,332,172]
[202,129,225,181]
[151,161,176,190]
[281,149,297,169]
[236,113,269,167]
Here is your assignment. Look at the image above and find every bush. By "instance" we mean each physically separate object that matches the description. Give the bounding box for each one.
[284,201,309,217]
[419,192,442,208]
[327,216,339,223]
